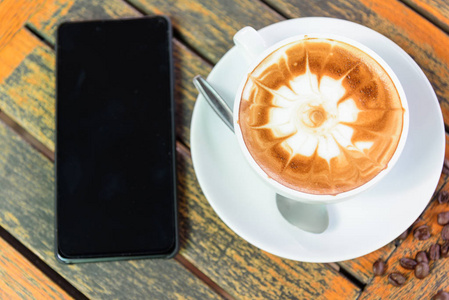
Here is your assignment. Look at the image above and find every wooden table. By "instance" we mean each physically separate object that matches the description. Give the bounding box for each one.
[1,0,448,298]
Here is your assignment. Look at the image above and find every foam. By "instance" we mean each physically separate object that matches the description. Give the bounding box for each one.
[338,99,359,122]
[238,38,404,195]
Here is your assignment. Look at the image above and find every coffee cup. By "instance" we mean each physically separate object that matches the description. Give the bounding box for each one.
[232,27,409,204]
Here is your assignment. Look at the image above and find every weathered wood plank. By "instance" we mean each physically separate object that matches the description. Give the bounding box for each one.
[0,29,206,152]
[0,0,44,50]
[0,237,73,299]
[401,0,449,33]
[6,1,361,297]
[0,29,55,151]
[127,0,284,64]
[0,119,221,299]
[127,0,449,136]
[0,31,361,300]
[0,100,361,299]
[27,0,278,146]
[176,149,360,299]
[0,27,39,86]
[339,243,396,285]
[265,0,449,129]
[172,41,212,147]
[27,0,140,43]
[2,0,143,153]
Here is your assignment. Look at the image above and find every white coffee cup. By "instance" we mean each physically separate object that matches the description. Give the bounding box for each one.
[232,27,409,204]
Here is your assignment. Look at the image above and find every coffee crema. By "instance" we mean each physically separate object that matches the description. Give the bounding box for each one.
[238,37,405,195]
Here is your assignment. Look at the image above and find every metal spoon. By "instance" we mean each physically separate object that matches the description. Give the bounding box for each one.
[193,75,329,233]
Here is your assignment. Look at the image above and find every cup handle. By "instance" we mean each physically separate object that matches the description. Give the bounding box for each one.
[233,26,268,61]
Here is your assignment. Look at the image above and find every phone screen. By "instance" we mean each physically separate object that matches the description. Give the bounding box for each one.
[56,17,177,262]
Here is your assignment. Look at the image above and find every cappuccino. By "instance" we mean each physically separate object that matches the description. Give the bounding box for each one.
[238,37,405,195]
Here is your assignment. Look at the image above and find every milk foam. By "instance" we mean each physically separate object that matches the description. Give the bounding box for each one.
[238,38,404,195]
[250,60,361,161]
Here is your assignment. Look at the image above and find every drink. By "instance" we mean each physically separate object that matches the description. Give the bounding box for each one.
[237,37,405,195]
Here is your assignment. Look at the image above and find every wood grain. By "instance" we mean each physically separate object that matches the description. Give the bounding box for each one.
[0,105,361,299]
[0,1,357,298]
[176,149,360,299]
[0,119,221,299]
[339,243,396,284]
[0,0,44,50]
[264,0,449,130]
[0,29,55,151]
[27,0,277,146]
[172,40,212,147]
[2,0,444,297]
[0,28,39,85]
[3,0,362,298]
[0,237,73,299]
[27,0,139,43]
[0,28,361,300]
[0,31,208,151]
[401,0,449,33]
[127,0,284,64]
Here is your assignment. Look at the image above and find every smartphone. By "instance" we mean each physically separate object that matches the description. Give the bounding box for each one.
[55,16,178,263]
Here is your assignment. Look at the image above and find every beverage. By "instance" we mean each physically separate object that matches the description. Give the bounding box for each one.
[237,37,405,195]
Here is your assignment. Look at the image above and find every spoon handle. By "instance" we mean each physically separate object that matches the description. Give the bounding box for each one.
[193,75,234,133]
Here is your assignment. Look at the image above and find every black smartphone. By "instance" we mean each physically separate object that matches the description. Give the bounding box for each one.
[55,16,178,263]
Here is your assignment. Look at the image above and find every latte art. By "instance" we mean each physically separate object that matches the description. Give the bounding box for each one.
[238,38,405,195]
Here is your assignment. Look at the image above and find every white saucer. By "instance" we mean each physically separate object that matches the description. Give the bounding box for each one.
[190,17,445,262]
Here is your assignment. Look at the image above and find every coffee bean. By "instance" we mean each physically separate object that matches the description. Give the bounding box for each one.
[416,251,429,263]
[438,190,449,204]
[433,291,449,300]
[443,159,449,175]
[373,259,386,276]
[438,212,449,225]
[414,262,430,279]
[397,229,409,240]
[443,225,449,241]
[414,225,431,240]
[441,241,449,258]
[413,216,423,226]
[388,272,406,286]
[399,257,417,269]
[429,243,441,260]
